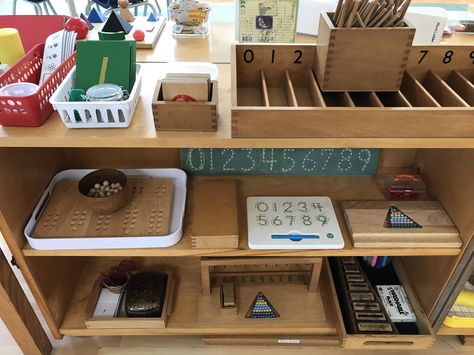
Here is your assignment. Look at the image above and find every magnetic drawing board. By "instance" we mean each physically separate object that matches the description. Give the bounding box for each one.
[181,148,379,176]
[247,196,344,249]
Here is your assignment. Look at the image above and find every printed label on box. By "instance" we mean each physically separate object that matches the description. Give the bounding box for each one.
[377,285,416,322]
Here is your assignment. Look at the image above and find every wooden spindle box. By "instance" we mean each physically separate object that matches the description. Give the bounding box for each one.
[315,12,415,92]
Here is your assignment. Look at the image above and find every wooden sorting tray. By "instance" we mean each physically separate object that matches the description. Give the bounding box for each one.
[33,177,173,239]
[231,44,474,138]
[85,271,175,329]
[320,258,435,349]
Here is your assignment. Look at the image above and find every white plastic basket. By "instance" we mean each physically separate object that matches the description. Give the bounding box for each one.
[24,168,187,250]
[49,64,142,128]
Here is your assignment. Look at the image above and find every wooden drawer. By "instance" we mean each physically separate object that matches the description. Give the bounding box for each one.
[320,258,436,349]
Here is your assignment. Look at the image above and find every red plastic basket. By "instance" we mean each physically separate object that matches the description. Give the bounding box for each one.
[0,43,76,127]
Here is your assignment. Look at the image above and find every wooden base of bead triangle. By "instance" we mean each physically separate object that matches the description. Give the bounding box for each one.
[343,201,461,248]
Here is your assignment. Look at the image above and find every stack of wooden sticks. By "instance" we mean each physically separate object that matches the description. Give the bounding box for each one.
[332,0,412,28]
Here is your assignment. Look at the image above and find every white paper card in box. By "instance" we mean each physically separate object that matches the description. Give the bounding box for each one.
[247,196,344,249]
[24,168,187,250]
[49,64,142,128]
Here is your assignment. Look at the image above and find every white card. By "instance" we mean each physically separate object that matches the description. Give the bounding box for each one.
[92,288,122,318]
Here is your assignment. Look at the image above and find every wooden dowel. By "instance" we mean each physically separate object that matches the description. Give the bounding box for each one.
[345,0,361,27]
[260,70,270,107]
[356,12,366,27]
[368,8,387,26]
[374,6,393,27]
[307,69,326,107]
[284,70,298,107]
[334,0,344,24]
[337,0,351,27]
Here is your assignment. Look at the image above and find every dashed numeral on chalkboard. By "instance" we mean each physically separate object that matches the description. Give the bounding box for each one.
[358,149,372,171]
[262,149,276,171]
[302,149,317,172]
[320,149,334,171]
[243,49,254,63]
[338,149,353,172]
[222,148,235,171]
[470,51,474,64]
[241,148,256,172]
[281,148,295,172]
[443,50,454,64]
[186,148,205,171]
[418,50,429,64]
[294,50,303,64]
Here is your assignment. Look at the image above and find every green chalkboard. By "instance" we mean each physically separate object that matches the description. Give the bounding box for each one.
[181,149,379,176]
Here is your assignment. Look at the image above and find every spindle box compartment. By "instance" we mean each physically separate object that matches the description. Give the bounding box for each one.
[231,44,474,138]
[315,12,415,92]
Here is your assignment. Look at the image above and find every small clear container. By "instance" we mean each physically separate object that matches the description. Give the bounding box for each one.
[384,174,426,200]
[86,84,124,102]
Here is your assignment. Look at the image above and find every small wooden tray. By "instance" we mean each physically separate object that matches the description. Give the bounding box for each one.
[32,177,173,239]
[152,80,218,132]
[343,201,461,248]
[85,271,175,329]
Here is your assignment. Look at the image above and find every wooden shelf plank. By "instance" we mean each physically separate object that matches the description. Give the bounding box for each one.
[438,324,474,336]
[22,176,462,257]
[59,257,336,336]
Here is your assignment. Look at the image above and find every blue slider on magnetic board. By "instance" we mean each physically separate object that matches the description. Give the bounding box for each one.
[271,234,319,242]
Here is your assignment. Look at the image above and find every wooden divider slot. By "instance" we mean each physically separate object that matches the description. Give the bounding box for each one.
[284,70,298,107]
[349,92,384,107]
[376,92,411,107]
[322,92,355,107]
[421,70,469,107]
[444,71,474,106]
[260,70,270,107]
[400,72,440,107]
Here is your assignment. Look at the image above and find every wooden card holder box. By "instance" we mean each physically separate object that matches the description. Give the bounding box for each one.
[85,271,175,329]
[315,12,415,92]
[231,44,474,138]
[152,80,218,132]
[320,258,435,349]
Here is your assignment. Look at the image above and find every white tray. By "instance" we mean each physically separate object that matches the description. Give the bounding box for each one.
[49,64,142,128]
[24,168,187,250]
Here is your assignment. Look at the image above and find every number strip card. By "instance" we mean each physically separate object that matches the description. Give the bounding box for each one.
[247,196,344,249]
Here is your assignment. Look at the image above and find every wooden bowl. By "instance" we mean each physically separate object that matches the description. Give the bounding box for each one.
[78,169,132,214]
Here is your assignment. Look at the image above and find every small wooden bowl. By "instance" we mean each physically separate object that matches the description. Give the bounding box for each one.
[78,169,132,214]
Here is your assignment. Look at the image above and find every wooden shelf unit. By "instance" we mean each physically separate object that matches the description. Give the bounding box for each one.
[0,39,473,348]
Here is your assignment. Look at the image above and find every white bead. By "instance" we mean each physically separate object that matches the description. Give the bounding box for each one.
[94,183,101,189]
[103,180,110,186]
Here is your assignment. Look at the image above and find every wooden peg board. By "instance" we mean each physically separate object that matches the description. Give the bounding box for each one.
[32,177,173,239]
[343,201,462,248]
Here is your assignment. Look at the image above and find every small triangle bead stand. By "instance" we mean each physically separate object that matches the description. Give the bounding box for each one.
[245,292,280,319]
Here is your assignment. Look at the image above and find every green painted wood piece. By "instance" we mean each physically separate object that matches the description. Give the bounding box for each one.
[76,40,136,92]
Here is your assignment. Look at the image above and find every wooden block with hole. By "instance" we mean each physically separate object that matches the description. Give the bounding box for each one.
[315,12,415,91]
[190,180,239,249]
[152,80,218,131]
[343,201,462,248]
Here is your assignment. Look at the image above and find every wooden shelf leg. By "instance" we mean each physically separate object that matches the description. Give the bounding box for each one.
[0,248,52,355]
[308,260,323,292]
[201,262,211,295]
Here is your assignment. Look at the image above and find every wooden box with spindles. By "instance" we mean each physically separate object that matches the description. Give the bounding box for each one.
[316,12,415,91]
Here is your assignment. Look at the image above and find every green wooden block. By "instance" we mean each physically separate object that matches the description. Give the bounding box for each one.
[76,40,136,92]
